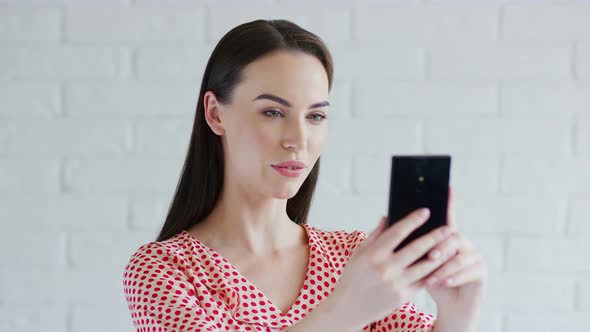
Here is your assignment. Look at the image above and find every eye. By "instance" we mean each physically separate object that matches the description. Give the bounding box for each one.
[263,110,284,118]
[262,109,327,122]
[310,113,327,122]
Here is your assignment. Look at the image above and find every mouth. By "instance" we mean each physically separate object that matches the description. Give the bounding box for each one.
[271,165,305,177]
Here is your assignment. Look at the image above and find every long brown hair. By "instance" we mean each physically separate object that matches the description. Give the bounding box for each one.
[156,19,334,242]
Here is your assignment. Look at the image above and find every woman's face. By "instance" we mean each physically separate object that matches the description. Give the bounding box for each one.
[205,50,330,199]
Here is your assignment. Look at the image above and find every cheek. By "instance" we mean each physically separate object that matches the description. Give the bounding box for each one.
[309,127,328,152]
[255,125,279,147]
[235,124,277,164]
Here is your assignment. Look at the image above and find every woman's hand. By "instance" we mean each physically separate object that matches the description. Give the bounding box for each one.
[422,186,488,322]
[324,207,456,331]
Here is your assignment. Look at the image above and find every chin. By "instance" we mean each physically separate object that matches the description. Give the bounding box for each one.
[270,185,301,200]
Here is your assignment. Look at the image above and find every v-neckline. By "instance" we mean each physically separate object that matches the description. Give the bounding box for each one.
[181,223,315,317]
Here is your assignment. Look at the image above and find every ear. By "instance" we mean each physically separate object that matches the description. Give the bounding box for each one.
[203,91,225,136]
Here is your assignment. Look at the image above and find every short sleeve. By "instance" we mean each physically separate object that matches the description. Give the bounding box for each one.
[370,301,435,332]
[122,242,217,332]
[345,231,436,332]
[345,230,368,254]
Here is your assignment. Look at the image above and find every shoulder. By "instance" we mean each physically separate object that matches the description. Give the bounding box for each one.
[123,232,192,275]
[306,224,368,255]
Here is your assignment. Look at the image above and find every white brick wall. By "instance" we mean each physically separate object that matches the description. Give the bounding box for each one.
[1,1,589,331]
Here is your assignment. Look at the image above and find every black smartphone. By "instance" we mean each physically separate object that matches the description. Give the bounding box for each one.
[386,155,451,260]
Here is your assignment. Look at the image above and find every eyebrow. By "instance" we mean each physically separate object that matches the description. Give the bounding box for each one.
[253,93,330,109]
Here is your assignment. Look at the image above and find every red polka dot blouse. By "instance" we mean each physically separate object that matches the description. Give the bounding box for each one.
[123,223,436,331]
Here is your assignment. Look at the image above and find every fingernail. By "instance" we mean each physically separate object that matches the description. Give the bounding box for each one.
[418,208,430,217]
[429,250,441,259]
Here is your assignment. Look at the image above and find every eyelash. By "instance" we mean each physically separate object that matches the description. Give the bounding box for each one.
[263,110,327,121]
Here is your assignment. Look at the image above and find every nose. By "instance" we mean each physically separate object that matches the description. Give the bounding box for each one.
[282,118,307,151]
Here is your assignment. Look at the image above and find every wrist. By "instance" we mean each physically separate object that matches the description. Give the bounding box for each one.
[432,306,481,332]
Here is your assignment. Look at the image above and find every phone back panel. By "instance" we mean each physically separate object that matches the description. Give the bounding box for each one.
[386,155,451,253]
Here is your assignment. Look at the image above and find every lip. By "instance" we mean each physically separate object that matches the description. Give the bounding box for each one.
[271,160,306,168]
[271,165,304,178]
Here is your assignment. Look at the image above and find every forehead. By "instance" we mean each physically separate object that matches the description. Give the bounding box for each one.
[236,50,329,100]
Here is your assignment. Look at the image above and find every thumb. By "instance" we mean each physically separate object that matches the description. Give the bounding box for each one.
[365,215,388,244]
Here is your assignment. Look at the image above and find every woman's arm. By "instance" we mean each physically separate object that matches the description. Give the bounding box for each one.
[284,289,371,332]
[430,306,481,332]
[285,292,435,332]
[122,242,218,331]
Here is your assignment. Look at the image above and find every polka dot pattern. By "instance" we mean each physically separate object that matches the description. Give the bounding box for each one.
[122,223,435,331]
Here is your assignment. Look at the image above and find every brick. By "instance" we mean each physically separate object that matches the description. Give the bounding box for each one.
[429,43,571,80]
[136,0,271,5]
[580,279,590,312]
[577,44,590,79]
[578,113,590,156]
[507,237,590,272]
[134,119,195,156]
[354,156,497,197]
[355,81,497,116]
[64,158,182,194]
[0,232,66,266]
[130,195,171,231]
[0,266,126,305]
[315,155,353,194]
[462,235,504,272]
[427,0,572,3]
[0,160,60,193]
[447,157,499,195]
[353,155,395,194]
[324,118,419,157]
[569,198,590,235]
[330,43,422,79]
[501,82,590,115]
[0,119,130,157]
[0,194,128,231]
[0,0,128,3]
[425,116,570,157]
[506,313,590,331]
[309,191,386,232]
[502,158,590,195]
[65,7,205,42]
[454,196,566,235]
[356,6,496,41]
[207,6,351,44]
[66,82,197,117]
[0,305,67,332]
[69,231,154,268]
[483,272,575,312]
[135,45,211,80]
[71,304,134,332]
[503,5,590,41]
[0,83,60,117]
[327,79,353,120]
[0,46,129,80]
[0,8,60,41]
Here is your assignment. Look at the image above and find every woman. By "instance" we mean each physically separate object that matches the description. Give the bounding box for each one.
[122,19,487,332]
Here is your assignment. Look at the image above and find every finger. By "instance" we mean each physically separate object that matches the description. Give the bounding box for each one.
[430,260,487,288]
[425,232,471,261]
[365,216,388,244]
[390,224,453,268]
[393,248,450,286]
[372,208,430,260]
[424,252,481,287]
